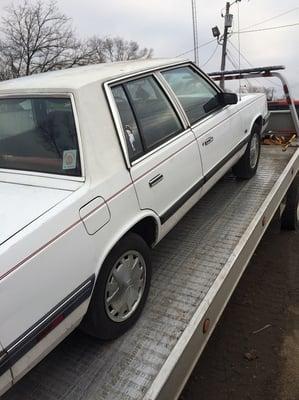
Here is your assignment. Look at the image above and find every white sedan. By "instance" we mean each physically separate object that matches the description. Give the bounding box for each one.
[0,59,268,395]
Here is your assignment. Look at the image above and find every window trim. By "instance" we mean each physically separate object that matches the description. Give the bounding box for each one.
[0,92,85,181]
[103,60,226,167]
[108,72,187,163]
[104,61,189,169]
[159,64,225,127]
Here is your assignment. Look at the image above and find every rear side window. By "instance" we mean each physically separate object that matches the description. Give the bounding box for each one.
[0,97,81,176]
[162,67,220,125]
[124,76,183,151]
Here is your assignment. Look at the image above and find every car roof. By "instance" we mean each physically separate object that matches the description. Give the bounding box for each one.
[0,58,187,92]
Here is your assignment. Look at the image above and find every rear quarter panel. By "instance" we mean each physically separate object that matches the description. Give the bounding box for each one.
[0,188,95,349]
[240,93,267,134]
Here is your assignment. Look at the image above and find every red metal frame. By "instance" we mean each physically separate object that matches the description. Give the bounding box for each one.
[209,66,299,136]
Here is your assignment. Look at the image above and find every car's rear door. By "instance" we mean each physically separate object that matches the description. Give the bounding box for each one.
[110,74,203,225]
[160,65,245,180]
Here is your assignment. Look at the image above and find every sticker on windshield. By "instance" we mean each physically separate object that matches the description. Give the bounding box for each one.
[63,150,77,169]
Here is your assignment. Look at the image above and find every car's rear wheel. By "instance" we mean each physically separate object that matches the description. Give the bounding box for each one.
[81,233,151,340]
[233,124,261,180]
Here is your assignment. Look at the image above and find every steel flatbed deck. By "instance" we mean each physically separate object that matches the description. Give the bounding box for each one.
[3,144,299,400]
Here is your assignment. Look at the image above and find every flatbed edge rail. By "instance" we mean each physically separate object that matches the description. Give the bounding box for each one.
[144,147,299,400]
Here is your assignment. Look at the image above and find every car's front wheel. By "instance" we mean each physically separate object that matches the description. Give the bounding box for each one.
[233,123,261,179]
[81,233,151,340]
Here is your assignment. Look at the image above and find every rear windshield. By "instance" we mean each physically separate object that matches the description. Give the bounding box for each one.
[0,97,81,176]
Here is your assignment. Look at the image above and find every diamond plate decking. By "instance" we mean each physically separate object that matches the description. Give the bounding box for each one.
[3,147,295,400]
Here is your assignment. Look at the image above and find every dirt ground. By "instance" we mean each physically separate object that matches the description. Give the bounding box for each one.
[181,215,299,400]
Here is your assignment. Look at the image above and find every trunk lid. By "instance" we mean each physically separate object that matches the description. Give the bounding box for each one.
[0,181,70,245]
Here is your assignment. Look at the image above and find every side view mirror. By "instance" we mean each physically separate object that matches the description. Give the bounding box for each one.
[203,92,238,114]
[218,92,238,105]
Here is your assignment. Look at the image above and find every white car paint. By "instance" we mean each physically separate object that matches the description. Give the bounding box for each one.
[0,58,268,396]
[0,182,71,245]
[130,128,203,218]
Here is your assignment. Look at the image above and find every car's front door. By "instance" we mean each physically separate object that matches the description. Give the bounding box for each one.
[111,74,203,224]
[161,66,244,179]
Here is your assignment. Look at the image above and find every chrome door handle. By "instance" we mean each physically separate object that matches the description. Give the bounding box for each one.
[203,136,214,146]
[149,174,164,187]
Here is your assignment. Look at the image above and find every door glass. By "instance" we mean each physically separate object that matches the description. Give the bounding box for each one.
[162,67,220,124]
[124,76,183,151]
[112,85,144,161]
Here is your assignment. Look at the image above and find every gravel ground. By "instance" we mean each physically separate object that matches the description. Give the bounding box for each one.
[181,215,299,400]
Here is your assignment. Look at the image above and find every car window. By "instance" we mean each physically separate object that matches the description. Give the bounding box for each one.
[162,67,220,125]
[124,76,183,151]
[0,97,81,176]
[112,86,144,161]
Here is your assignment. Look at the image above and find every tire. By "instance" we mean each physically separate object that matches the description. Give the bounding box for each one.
[81,233,151,340]
[233,124,261,180]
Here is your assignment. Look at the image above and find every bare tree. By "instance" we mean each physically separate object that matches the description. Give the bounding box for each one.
[0,0,87,78]
[86,36,153,63]
[0,0,153,80]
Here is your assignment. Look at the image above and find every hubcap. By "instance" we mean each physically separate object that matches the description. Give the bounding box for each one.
[250,133,259,169]
[105,250,146,322]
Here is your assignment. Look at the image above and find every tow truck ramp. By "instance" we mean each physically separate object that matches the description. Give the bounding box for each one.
[4,144,299,400]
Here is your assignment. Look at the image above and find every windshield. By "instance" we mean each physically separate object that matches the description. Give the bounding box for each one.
[0,97,81,176]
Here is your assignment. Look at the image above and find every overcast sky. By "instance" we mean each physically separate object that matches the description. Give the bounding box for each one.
[0,0,298,96]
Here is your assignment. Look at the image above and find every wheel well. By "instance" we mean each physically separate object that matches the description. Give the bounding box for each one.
[130,217,158,247]
[253,116,263,133]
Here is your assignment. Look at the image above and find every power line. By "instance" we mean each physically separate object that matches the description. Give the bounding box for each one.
[241,7,299,31]
[175,38,217,58]
[228,39,282,88]
[200,43,219,68]
[226,49,260,88]
[234,22,299,34]
[228,39,254,67]
[226,49,238,68]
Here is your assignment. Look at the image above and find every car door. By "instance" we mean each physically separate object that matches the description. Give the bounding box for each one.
[110,74,203,224]
[161,65,245,179]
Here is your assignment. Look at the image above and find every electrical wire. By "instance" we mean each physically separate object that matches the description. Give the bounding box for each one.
[241,7,299,31]
[175,38,217,58]
[227,50,264,92]
[234,22,299,34]
[228,39,282,88]
[228,39,253,67]
[226,49,255,88]
[226,50,239,68]
[200,43,219,68]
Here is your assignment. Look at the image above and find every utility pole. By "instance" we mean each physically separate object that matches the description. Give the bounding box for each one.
[191,0,199,66]
[220,2,231,89]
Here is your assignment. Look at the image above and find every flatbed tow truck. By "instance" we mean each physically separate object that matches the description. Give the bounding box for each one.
[3,66,299,400]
